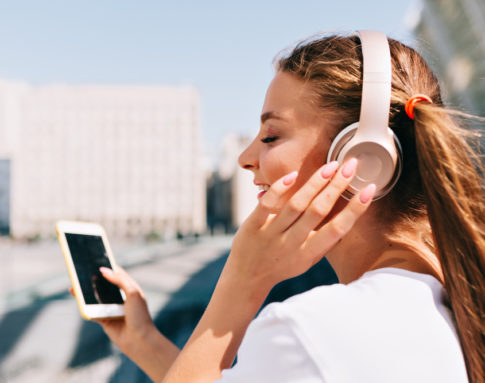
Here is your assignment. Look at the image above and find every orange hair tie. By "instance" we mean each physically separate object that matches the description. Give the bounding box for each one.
[405,94,433,120]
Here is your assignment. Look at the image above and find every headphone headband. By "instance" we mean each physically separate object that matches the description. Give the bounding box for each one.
[357,30,392,137]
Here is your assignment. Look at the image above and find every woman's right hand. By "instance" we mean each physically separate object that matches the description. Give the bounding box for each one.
[94,266,156,353]
[70,266,180,381]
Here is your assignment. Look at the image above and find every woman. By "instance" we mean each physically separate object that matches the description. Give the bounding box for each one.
[96,32,485,382]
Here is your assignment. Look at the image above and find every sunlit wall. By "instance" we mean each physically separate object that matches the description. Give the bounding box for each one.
[0,79,206,239]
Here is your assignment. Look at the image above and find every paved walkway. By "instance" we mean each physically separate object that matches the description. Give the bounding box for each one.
[0,235,233,383]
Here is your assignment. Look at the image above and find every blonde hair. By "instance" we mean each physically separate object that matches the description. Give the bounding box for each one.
[276,34,485,383]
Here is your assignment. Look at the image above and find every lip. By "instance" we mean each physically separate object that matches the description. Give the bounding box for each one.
[254,181,270,199]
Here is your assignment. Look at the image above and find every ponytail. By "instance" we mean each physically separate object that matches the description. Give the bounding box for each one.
[413,103,485,383]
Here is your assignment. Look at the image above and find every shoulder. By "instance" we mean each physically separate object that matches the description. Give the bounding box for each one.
[220,269,468,383]
[258,269,396,327]
[220,274,393,382]
[257,282,351,329]
[219,291,327,382]
[255,267,452,349]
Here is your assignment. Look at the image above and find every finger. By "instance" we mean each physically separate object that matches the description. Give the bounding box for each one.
[269,160,339,233]
[303,183,376,257]
[285,158,357,240]
[92,318,120,326]
[100,266,145,299]
[69,287,74,297]
[272,158,356,235]
[248,171,298,227]
[92,318,109,326]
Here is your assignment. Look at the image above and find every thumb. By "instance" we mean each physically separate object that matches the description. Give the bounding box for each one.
[99,266,144,298]
[99,266,121,284]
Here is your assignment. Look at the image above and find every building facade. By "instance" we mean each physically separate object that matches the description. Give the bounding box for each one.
[206,133,256,233]
[0,79,206,239]
[0,159,10,234]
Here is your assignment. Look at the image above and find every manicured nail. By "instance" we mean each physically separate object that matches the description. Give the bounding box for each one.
[283,171,298,185]
[100,267,113,276]
[342,158,358,178]
[320,161,339,179]
[359,184,376,204]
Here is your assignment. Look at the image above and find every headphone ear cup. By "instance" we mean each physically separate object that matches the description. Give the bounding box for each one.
[327,123,359,163]
[327,123,403,200]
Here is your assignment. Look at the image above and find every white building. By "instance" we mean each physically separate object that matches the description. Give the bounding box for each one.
[0,79,206,239]
[219,134,257,228]
[0,159,9,234]
[206,133,256,231]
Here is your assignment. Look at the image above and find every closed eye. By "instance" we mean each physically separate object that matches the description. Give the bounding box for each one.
[261,136,278,144]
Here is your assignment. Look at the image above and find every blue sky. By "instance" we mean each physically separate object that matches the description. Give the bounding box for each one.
[0,0,417,162]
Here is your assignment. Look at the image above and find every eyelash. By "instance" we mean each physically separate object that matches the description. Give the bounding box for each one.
[261,136,278,144]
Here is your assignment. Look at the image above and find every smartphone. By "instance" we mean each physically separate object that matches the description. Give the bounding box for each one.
[56,220,125,320]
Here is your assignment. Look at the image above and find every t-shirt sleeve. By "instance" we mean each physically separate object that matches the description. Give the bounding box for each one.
[215,304,325,383]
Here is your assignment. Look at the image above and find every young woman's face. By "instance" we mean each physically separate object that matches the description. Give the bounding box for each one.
[238,71,335,199]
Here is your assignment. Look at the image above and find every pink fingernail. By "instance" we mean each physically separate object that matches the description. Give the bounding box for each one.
[359,184,376,204]
[100,267,113,276]
[320,161,339,179]
[283,171,298,185]
[342,158,358,178]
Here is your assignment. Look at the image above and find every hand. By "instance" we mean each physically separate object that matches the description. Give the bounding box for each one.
[70,266,180,381]
[160,159,376,383]
[69,267,159,353]
[93,266,155,352]
[225,158,375,295]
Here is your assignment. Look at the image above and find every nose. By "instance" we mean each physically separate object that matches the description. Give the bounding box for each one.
[238,137,259,171]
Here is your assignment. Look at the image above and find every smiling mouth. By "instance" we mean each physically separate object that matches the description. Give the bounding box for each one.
[257,184,270,199]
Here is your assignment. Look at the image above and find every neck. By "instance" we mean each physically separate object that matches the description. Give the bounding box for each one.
[326,207,443,284]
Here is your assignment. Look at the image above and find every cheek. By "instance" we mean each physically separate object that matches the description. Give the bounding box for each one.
[260,146,300,184]
[259,132,329,186]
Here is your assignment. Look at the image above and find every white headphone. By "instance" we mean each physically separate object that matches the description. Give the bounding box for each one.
[326,30,402,200]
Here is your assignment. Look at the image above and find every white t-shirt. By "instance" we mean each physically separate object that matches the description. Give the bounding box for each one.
[218,267,468,382]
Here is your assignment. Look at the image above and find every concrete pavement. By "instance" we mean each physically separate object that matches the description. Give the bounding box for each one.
[0,235,233,383]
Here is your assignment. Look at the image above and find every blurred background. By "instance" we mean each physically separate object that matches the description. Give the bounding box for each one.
[0,0,484,382]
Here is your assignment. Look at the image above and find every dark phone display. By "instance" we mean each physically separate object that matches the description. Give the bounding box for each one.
[65,233,124,304]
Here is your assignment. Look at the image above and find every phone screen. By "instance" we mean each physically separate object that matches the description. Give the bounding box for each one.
[65,233,124,304]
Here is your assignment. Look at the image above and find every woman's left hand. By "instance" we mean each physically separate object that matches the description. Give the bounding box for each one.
[223,158,375,296]
[161,159,375,383]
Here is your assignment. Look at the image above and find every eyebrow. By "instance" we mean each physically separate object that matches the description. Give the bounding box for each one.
[260,111,284,124]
